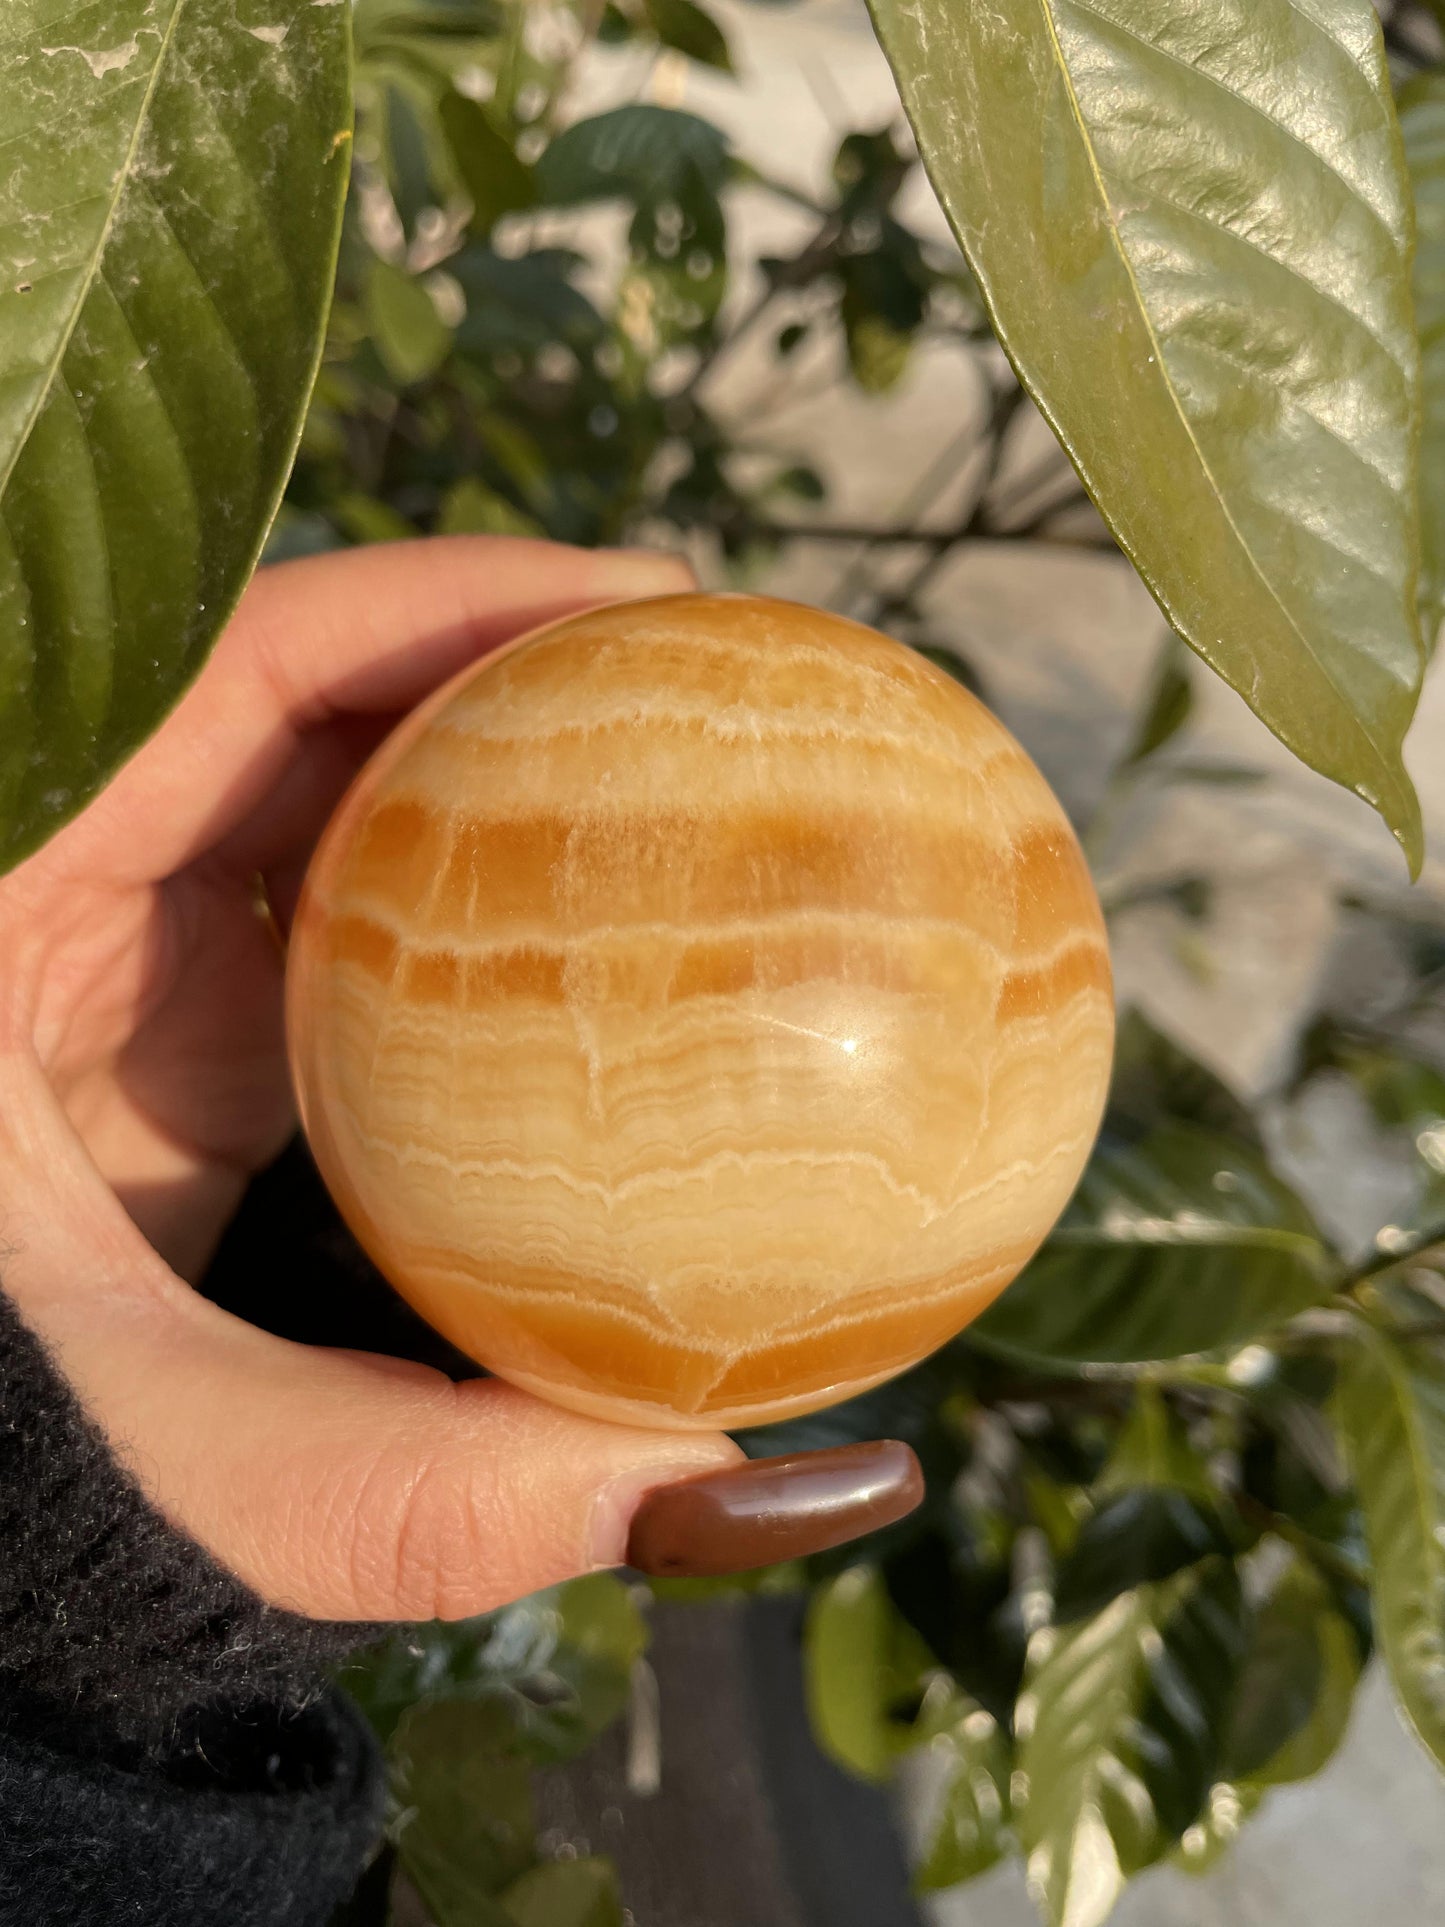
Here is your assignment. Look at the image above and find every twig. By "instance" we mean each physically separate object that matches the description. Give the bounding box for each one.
[727,511,1111,551]
[1382,1315,1445,1343]
[859,382,1034,626]
[1348,1221,1445,1284]
[827,413,989,613]
[677,215,843,404]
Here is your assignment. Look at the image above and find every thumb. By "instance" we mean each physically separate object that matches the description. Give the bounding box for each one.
[0,1086,742,1618]
[2,1087,921,1620]
[19,1267,742,1622]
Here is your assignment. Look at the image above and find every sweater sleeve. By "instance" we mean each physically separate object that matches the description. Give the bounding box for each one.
[0,1285,387,1927]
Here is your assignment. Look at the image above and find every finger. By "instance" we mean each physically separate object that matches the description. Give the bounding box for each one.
[39,539,695,886]
[0,1063,738,1618]
[57,1291,743,1621]
[2,1074,923,1616]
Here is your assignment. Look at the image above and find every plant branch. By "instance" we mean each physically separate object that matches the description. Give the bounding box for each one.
[1348,1221,1445,1285]
[678,214,843,403]
[724,510,1113,551]
[860,381,1032,626]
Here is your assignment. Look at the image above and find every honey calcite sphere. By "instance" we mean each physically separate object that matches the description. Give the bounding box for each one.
[287,593,1113,1429]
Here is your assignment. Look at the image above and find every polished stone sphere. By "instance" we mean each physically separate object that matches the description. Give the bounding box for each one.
[287,593,1114,1428]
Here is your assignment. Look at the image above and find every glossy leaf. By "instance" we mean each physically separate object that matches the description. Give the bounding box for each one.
[1054,1490,1233,1624]
[1222,1555,1359,1786]
[912,1691,1013,1893]
[391,1698,536,1922]
[1177,1554,1360,1872]
[501,1858,624,1927]
[511,1574,648,1763]
[1402,73,1445,658]
[438,477,542,538]
[340,1615,521,1747]
[867,0,1425,867]
[383,82,437,238]
[974,1126,1338,1366]
[1335,1324,1445,1770]
[803,1565,935,1782]
[643,0,734,72]
[365,258,451,385]
[742,1352,955,1460]
[440,89,536,235]
[451,246,606,358]
[1016,1561,1247,1927]
[0,0,352,870]
[1108,1008,1261,1150]
[1096,1382,1217,1500]
[340,1575,644,1764]
[1120,640,1193,767]
[535,105,729,209]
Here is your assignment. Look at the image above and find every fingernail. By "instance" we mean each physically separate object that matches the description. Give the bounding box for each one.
[625,1440,925,1578]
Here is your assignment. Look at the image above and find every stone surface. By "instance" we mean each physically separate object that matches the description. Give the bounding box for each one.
[287,593,1113,1428]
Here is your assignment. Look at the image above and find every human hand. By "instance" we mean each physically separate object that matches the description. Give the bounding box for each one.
[0,537,920,1619]
[0,539,753,1622]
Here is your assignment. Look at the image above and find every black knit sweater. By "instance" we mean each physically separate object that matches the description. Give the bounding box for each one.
[0,1143,447,1927]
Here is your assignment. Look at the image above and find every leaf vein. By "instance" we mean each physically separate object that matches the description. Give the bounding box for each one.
[1036,0,1408,781]
[1057,0,1404,253]
[0,0,191,501]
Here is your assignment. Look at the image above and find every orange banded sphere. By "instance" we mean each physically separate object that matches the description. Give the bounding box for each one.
[287,593,1114,1428]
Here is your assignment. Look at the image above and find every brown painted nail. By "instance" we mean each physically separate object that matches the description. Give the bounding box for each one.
[625,1439,925,1578]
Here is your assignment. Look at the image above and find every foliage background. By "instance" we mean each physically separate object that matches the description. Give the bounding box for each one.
[284,4,1445,1925]
[6,0,1445,1921]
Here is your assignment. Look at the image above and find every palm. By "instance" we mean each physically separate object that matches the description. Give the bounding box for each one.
[0,538,742,1629]
[22,864,291,1277]
[3,539,672,1279]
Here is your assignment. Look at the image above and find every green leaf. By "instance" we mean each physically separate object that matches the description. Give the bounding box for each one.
[803,1565,936,1781]
[1121,640,1193,766]
[1109,1009,1261,1146]
[505,1573,648,1763]
[1053,1490,1233,1624]
[1052,1389,1233,1619]
[974,1125,1338,1366]
[741,1351,954,1460]
[391,1698,536,1922]
[332,492,418,545]
[439,89,536,235]
[341,1610,555,1748]
[554,1572,649,1677]
[1221,1554,1359,1785]
[1335,1323,1445,1771]
[911,1692,1013,1893]
[1016,1561,1247,1927]
[1402,72,1445,658]
[535,105,729,208]
[1097,1383,1217,1500]
[364,257,451,385]
[0,0,352,870]
[438,477,542,538]
[839,216,932,393]
[340,1575,645,1764]
[531,108,731,352]
[643,0,734,73]
[501,1858,624,1927]
[451,246,606,358]
[867,0,1425,869]
[909,642,987,701]
[1176,1553,1360,1872]
[383,81,437,237]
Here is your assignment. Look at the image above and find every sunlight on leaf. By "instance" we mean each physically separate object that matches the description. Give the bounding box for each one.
[868,0,1426,867]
